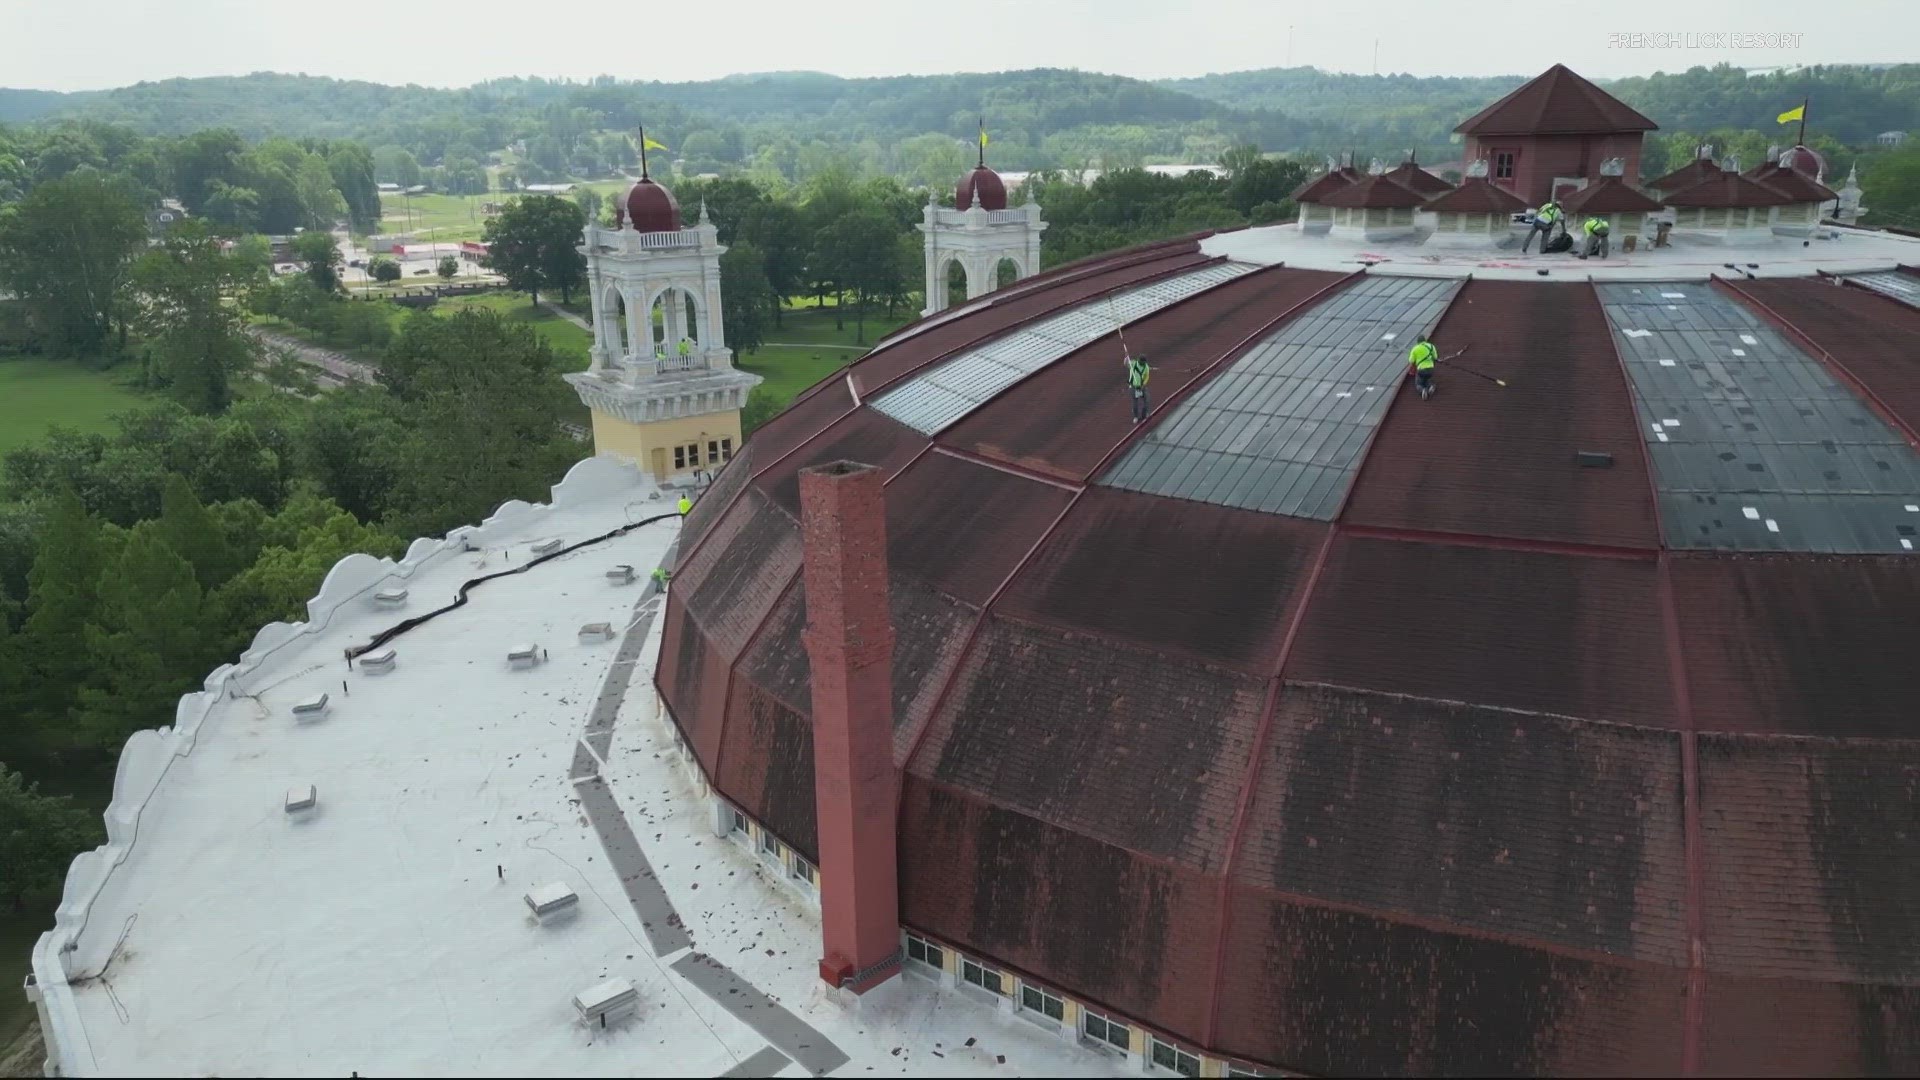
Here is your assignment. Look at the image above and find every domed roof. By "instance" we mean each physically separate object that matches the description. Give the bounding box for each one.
[662,236,1920,1077]
[624,177,681,233]
[955,165,1007,211]
[1778,143,1829,177]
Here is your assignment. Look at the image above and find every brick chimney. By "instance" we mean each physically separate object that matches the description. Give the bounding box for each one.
[798,460,901,995]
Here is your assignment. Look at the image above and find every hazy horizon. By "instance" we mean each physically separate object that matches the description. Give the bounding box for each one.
[3,0,1912,93]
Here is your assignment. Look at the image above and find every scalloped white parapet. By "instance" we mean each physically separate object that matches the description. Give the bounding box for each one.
[31,454,650,1076]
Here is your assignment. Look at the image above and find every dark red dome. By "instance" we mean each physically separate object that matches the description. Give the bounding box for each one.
[955,165,1007,211]
[624,177,681,233]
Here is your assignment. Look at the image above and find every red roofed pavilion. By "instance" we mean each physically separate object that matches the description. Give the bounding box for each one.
[1455,64,1658,208]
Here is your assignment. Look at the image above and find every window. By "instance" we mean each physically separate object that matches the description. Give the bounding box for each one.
[960,957,1004,995]
[1151,1037,1201,1077]
[708,437,733,464]
[730,808,747,836]
[760,828,780,857]
[1082,1010,1130,1052]
[1228,1069,1266,1079]
[1494,151,1516,179]
[673,444,689,469]
[1019,983,1064,1023]
[791,855,816,886]
[905,933,944,972]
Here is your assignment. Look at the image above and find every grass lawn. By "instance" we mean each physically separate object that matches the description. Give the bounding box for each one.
[377,192,488,243]
[734,307,913,406]
[0,359,150,456]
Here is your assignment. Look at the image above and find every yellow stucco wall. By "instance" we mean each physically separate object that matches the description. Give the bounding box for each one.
[589,408,742,483]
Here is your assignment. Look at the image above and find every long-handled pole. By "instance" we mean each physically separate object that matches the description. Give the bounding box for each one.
[1438,346,1509,387]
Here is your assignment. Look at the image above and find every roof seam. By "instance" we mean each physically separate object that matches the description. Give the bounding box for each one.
[1202,275,1476,1047]
[1712,274,1920,452]
[1593,277,1705,1078]
[1338,523,1659,561]
[673,402,862,578]
[893,489,1086,779]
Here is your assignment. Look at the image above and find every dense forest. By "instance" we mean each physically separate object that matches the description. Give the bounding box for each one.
[7,63,1920,182]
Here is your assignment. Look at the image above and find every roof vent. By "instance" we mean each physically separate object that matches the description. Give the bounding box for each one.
[530,537,563,555]
[285,785,318,813]
[1577,451,1615,468]
[573,978,639,1027]
[1466,158,1489,178]
[360,648,397,674]
[508,643,543,669]
[1697,143,1715,160]
[578,622,615,644]
[606,564,635,585]
[525,882,580,923]
[1599,157,1625,178]
[1368,156,1385,175]
[1722,154,1741,173]
[291,693,330,722]
[374,587,409,607]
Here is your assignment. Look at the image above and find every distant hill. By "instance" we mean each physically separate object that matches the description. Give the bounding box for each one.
[4,63,1917,172]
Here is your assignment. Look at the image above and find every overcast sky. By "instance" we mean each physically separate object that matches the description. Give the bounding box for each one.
[2,0,1911,92]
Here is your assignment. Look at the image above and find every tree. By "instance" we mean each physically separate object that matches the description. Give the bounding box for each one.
[0,764,103,911]
[132,221,264,413]
[0,174,148,356]
[1864,147,1920,226]
[373,145,422,187]
[295,230,343,293]
[369,256,401,283]
[731,198,805,325]
[76,523,209,750]
[209,495,403,643]
[12,491,115,743]
[820,209,900,344]
[154,473,236,588]
[373,309,581,536]
[718,240,773,354]
[480,195,586,307]
[327,142,381,234]
[437,254,458,280]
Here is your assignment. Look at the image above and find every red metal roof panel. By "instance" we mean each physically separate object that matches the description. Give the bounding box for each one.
[745,374,852,467]
[1343,280,1661,549]
[1213,889,1687,1075]
[735,575,977,761]
[912,613,1266,871]
[1284,536,1674,727]
[1701,975,1920,1077]
[942,266,1346,482]
[679,443,753,552]
[682,487,800,659]
[883,451,1074,607]
[1663,172,1796,208]
[999,487,1326,675]
[1238,682,1689,964]
[899,778,1222,1046]
[718,678,818,862]
[1697,733,1920,984]
[1648,158,1724,195]
[1669,555,1920,737]
[751,406,927,516]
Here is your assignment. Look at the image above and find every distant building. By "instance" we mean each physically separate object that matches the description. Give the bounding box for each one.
[525,182,577,194]
[1878,130,1907,147]
[145,199,187,237]
[377,182,402,193]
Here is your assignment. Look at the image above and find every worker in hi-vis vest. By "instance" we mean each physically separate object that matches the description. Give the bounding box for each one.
[1580,215,1611,260]
[677,495,691,516]
[1408,336,1440,401]
[651,566,671,595]
[1125,353,1151,424]
[1522,199,1561,254]
[677,336,693,360]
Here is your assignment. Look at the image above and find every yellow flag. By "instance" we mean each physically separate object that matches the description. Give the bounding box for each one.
[1776,104,1804,124]
[979,128,989,149]
[643,135,668,152]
